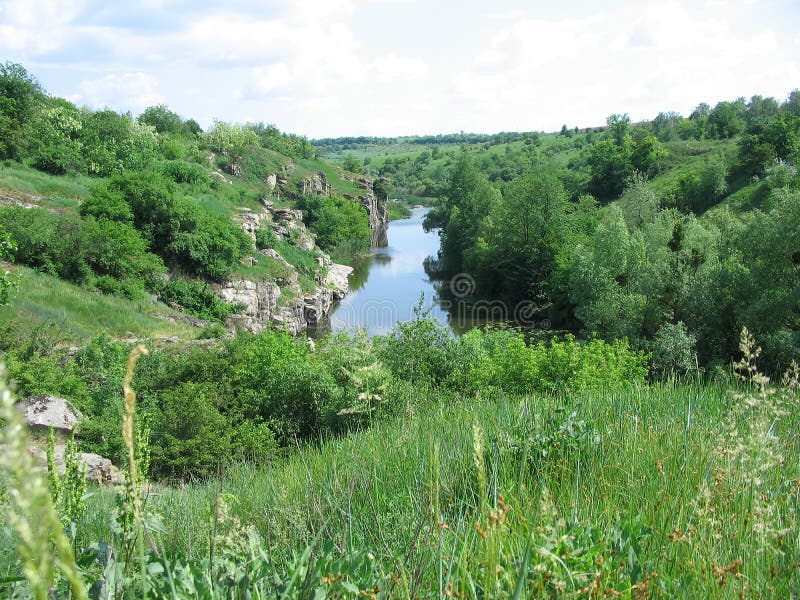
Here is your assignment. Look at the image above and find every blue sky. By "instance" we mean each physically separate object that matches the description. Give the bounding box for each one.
[1,0,798,137]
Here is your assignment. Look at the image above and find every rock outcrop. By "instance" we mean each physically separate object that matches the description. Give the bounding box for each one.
[18,396,82,434]
[218,167,388,336]
[215,259,353,335]
[29,445,124,486]
[18,396,124,486]
[343,176,389,247]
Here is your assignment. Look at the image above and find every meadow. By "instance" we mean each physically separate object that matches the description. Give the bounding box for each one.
[1,329,798,598]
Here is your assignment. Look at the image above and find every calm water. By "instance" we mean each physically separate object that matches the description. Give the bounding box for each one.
[322,207,452,336]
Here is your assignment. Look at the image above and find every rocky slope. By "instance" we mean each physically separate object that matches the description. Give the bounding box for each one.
[213,168,386,336]
[216,200,353,335]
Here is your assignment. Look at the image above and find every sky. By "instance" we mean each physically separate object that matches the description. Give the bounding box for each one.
[1,0,798,138]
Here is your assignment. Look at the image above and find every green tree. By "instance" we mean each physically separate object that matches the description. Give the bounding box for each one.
[342,154,362,173]
[0,62,45,158]
[205,121,258,168]
[424,152,499,274]
[476,168,570,301]
[137,104,183,135]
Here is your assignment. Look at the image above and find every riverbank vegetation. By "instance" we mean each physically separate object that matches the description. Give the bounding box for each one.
[422,93,800,376]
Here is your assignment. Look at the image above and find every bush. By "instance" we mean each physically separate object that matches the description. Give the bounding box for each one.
[0,207,164,295]
[448,328,649,394]
[296,194,370,255]
[84,171,250,280]
[255,225,278,250]
[376,313,458,385]
[158,159,209,185]
[650,322,698,378]
[156,279,240,322]
[152,382,232,478]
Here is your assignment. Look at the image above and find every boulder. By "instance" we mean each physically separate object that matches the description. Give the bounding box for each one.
[18,395,82,434]
[326,263,354,300]
[29,445,124,486]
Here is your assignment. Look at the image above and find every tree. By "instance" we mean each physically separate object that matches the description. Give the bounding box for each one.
[587,139,633,200]
[606,113,631,145]
[423,152,499,274]
[137,104,183,135]
[342,154,362,173]
[479,168,571,301]
[707,101,745,138]
[0,62,45,158]
[652,111,682,142]
[205,122,258,167]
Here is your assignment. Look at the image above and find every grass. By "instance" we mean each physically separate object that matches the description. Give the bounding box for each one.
[0,265,199,344]
[58,377,799,597]
[0,162,93,210]
[386,199,413,220]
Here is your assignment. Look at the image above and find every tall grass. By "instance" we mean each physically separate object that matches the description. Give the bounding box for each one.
[63,376,798,597]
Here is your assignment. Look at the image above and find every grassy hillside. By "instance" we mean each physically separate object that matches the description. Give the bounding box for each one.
[0,265,201,344]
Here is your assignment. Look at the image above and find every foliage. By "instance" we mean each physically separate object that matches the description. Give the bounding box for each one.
[84,171,250,280]
[0,232,19,306]
[205,121,258,166]
[649,321,698,377]
[296,193,371,254]
[0,62,45,159]
[156,279,241,322]
[424,152,500,274]
[0,206,165,298]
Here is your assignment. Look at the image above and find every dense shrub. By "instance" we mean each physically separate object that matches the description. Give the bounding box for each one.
[376,314,459,385]
[83,171,250,280]
[447,328,649,394]
[255,225,278,250]
[650,322,698,378]
[156,279,240,322]
[296,194,370,254]
[0,207,165,296]
[157,159,209,185]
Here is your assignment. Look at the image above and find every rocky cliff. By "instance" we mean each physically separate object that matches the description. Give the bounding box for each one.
[215,201,353,335]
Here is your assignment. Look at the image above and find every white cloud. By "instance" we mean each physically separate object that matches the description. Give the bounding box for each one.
[78,72,165,111]
[0,0,85,54]
[441,1,799,133]
[0,0,797,136]
[369,54,429,83]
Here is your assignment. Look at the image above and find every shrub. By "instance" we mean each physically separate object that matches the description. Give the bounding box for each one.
[448,328,649,394]
[0,206,165,297]
[255,225,277,250]
[152,382,232,478]
[296,194,370,254]
[84,171,249,280]
[376,313,458,385]
[156,279,240,322]
[650,322,698,378]
[158,159,209,185]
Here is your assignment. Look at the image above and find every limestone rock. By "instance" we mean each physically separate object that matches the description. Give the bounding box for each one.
[326,263,354,300]
[29,445,123,486]
[18,396,82,434]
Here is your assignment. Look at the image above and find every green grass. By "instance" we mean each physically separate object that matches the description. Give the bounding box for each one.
[386,199,413,220]
[65,379,799,597]
[0,265,199,343]
[0,162,93,209]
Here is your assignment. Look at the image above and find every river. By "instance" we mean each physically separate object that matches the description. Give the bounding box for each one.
[320,207,451,336]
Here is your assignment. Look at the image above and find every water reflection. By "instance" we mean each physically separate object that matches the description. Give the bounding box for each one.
[316,207,454,337]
